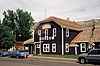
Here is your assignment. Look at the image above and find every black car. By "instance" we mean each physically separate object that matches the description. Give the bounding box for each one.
[0,50,9,57]
[78,49,100,64]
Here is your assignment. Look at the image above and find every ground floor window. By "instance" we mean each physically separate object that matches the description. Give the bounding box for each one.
[43,44,50,52]
[52,43,56,52]
[65,43,69,52]
[80,43,86,52]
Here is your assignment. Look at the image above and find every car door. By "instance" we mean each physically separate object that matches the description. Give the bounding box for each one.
[86,50,98,62]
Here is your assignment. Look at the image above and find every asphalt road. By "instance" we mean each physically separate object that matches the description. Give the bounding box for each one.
[0,57,100,66]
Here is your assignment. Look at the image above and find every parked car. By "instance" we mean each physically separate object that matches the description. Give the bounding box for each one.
[0,50,9,57]
[78,49,100,64]
[9,50,29,58]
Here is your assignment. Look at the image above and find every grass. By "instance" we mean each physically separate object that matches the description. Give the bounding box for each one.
[33,54,78,59]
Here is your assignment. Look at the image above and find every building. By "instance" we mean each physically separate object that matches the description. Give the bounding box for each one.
[32,16,83,55]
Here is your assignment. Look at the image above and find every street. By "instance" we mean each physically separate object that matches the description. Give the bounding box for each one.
[0,57,100,66]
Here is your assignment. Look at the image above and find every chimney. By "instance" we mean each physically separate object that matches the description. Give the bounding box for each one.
[67,18,70,21]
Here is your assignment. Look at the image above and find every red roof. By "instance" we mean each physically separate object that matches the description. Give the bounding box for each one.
[40,16,83,31]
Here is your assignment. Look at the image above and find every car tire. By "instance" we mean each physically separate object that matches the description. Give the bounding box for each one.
[79,58,86,64]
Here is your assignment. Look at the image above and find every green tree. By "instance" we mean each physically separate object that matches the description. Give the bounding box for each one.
[2,8,34,41]
[0,24,16,48]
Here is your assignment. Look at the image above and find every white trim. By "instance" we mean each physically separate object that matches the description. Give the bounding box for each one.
[37,44,40,48]
[65,43,69,52]
[38,30,41,36]
[45,29,48,40]
[62,28,64,55]
[52,43,56,52]
[80,43,86,52]
[66,28,69,37]
[53,28,56,37]
[43,44,50,52]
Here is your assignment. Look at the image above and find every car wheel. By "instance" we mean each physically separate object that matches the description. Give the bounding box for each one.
[79,58,86,64]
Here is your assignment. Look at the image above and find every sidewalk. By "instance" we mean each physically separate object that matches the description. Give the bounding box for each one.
[28,54,77,63]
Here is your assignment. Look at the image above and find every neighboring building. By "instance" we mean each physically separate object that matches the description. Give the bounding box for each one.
[14,42,24,50]
[32,16,83,55]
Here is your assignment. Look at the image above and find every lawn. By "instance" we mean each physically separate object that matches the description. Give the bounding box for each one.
[33,54,78,59]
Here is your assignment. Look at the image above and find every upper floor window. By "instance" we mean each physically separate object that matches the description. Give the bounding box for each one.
[52,43,56,52]
[38,30,41,36]
[53,28,56,37]
[43,44,50,52]
[45,29,48,40]
[66,28,69,37]
[65,43,69,52]
[80,43,86,52]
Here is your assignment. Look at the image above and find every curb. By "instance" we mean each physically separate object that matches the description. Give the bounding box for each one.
[28,55,77,62]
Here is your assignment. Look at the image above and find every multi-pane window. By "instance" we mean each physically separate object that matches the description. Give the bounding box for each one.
[43,44,50,52]
[80,43,86,52]
[45,29,48,40]
[52,43,56,52]
[53,28,56,37]
[66,28,69,37]
[65,43,69,52]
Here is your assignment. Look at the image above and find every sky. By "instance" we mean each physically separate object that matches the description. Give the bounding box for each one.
[0,0,100,22]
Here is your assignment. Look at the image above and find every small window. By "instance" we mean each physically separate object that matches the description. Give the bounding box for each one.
[43,44,50,52]
[53,28,56,37]
[38,30,41,36]
[37,44,40,48]
[66,28,69,37]
[65,43,69,52]
[80,43,86,52]
[52,43,56,52]
[45,29,48,40]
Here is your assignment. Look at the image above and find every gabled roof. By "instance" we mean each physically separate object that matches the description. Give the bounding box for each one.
[33,16,83,31]
[40,16,83,31]
[72,27,100,42]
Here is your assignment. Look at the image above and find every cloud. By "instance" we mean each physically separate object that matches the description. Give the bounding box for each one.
[0,0,100,22]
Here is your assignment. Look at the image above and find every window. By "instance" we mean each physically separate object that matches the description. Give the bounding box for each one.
[43,44,50,52]
[66,28,69,37]
[38,30,41,36]
[52,43,56,52]
[37,44,40,48]
[53,28,56,37]
[80,43,86,52]
[65,43,69,52]
[45,29,48,40]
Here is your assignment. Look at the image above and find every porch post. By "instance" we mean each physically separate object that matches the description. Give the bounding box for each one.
[62,28,64,55]
[75,47,77,55]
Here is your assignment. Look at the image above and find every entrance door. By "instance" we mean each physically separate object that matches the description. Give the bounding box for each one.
[36,44,40,55]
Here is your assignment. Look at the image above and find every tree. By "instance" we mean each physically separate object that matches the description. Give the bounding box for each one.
[2,8,34,41]
[0,24,16,48]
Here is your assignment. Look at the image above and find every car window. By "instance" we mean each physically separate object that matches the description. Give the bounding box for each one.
[89,50,100,55]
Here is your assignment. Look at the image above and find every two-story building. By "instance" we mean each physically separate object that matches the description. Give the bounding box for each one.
[32,16,83,55]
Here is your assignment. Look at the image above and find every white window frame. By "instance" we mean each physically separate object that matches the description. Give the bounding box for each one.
[38,30,41,36]
[53,28,56,37]
[52,43,56,52]
[37,44,40,48]
[66,28,69,37]
[43,44,50,52]
[80,43,86,52]
[65,43,69,52]
[45,29,48,40]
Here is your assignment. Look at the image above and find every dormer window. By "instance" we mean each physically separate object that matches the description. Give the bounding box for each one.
[53,28,56,37]
[38,30,41,36]
[45,29,48,40]
[66,28,69,37]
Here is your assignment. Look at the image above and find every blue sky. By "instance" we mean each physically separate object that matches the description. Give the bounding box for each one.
[0,0,100,22]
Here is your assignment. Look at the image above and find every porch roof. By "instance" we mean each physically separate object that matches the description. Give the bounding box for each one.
[24,38,33,45]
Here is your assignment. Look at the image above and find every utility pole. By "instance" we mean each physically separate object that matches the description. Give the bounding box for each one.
[45,9,46,18]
